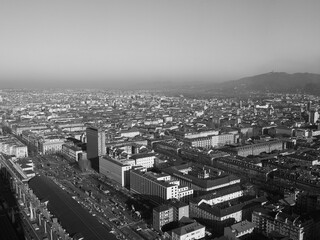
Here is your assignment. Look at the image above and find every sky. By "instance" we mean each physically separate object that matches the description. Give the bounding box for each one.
[0,0,320,88]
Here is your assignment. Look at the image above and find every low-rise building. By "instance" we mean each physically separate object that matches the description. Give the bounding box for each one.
[171,220,205,240]
[129,152,156,169]
[224,220,255,240]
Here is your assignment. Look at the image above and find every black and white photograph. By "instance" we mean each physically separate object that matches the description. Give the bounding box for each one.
[0,1,320,239]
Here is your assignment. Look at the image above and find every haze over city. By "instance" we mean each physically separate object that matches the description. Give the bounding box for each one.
[3,2,320,240]
[0,0,319,88]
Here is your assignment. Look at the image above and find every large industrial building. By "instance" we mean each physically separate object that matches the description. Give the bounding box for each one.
[162,163,241,195]
[99,152,156,187]
[99,156,134,187]
[252,206,317,240]
[130,169,193,204]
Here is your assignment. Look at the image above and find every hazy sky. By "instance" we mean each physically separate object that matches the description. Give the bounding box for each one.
[1,0,320,88]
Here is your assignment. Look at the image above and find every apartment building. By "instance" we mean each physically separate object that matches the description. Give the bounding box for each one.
[226,140,285,157]
[38,136,65,155]
[190,196,267,235]
[0,135,28,158]
[252,207,317,240]
[153,205,174,231]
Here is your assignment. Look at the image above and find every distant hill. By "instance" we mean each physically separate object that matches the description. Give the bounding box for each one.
[218,72,320,95]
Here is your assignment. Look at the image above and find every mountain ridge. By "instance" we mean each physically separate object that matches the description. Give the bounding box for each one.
[218,72,320,94]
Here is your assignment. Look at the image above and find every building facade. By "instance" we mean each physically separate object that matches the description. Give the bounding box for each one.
[130,169,193,204]
[153,205,174,231]
[252,208,316,240]
[99,156,133,187]
[62,144,83,161]
[129,152,156,169]
[171,221,205,240]
[38,136,65,155]
[86,127,106,159]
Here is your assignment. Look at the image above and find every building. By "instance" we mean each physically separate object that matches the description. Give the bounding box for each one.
[172,129,219,140]
[130,169,193,204]
[153,205,174,231]
[86,126,106,159]
[62,143,83,161]
[0,154,35,182]
[183,136,212,148]
[309,109,319,124]
[295,192,320,215]
[225,140,285,157]
[129,152,156,169]
[307,101,312,112]
[171,220,206,240]
[211,134,235,148]
[162,163,241,195]
[252,207,316,240]
[12,123,48,136]
[0,135,28,158]
[190,196,267,236]
[171,201,190,221]
[100,152,157,187]
[190,185,244,208]
[224,220,255,240]
[38,135,65,155]
[99,156,134,187]
[120,128,140,138]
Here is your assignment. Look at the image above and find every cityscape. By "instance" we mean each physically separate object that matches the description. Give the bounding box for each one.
[1,1,320,240]
[1,87,320,240]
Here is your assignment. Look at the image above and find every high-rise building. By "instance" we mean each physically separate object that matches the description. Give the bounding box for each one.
[86,126,106,159]
[307,101,312,112]
[309,109,319,124]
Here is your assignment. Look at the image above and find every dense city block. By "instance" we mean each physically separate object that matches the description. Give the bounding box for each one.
[1,89,320,240]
